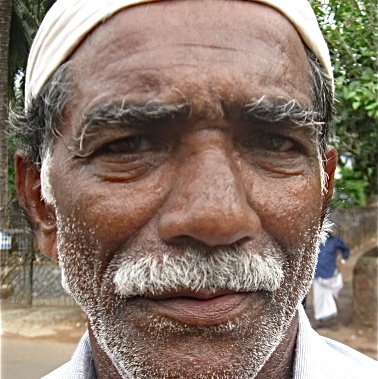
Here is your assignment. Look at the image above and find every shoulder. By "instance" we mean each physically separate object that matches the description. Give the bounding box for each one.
[294,306,377,379]
[40,332,96,379]
[323,337,377,374]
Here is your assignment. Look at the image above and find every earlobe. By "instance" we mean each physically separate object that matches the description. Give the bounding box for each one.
[322,147,338,212]
[15,153,58,260]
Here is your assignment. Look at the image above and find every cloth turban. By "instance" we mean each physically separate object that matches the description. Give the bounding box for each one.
[25,0,333,110]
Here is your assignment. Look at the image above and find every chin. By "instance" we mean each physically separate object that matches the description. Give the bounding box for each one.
[86,290,299,379]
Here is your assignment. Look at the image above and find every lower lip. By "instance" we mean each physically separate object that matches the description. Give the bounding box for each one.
[144,293,251,326]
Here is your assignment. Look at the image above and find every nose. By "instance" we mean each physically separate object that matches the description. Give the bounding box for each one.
[158,146,261,246]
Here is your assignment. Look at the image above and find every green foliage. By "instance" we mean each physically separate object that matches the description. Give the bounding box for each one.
[7,134,18,199]
[312,0,378,203]
[7,0,56,199]
[333,166,370,207]
[9,0,55,100]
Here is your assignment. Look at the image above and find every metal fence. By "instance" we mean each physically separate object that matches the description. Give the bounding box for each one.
[0,228,75,306]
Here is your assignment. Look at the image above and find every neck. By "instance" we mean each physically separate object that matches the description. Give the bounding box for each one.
[89,327,122,379]
[255,311,299,379]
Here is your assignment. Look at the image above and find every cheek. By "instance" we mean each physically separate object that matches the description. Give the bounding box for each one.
[53,162,173,253]
[247,173,323,249]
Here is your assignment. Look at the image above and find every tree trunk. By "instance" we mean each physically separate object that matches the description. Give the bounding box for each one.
[0,0,12,229]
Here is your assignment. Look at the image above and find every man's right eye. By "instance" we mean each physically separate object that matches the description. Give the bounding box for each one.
[100,135,152,155]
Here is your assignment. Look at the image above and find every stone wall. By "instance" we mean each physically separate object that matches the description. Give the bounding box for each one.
[352,247,378,329]
[330,202,377,328]
[331,202,377,252]
[330,203,377,282]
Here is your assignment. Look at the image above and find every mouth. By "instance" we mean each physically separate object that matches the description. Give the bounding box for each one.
[140,289,252,326]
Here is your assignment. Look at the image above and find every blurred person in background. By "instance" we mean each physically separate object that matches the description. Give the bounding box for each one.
[313,233,350,328]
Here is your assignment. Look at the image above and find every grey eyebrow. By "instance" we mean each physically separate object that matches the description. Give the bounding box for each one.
[77,101,190,151]
[242,96,324,131]
[84,101,190,129]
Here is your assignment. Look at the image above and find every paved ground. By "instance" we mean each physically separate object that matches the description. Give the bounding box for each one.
[1,304,86,379]
[1,335,78,379]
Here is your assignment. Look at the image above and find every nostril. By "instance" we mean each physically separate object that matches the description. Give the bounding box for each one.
[161,236,253,254]
[166,235,202,246]
[236,236,253,246]
[158,199,262,247]
[163,235,251,251]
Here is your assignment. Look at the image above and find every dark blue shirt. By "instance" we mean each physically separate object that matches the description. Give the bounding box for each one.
[315,236,350,279]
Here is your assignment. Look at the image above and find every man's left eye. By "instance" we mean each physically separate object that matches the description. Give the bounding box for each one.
[259,134,294,152]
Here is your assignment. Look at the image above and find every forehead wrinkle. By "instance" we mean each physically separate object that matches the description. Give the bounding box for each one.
[68,3,313,110]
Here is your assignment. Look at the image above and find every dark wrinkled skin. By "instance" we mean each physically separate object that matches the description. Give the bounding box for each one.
[16,1,337,378]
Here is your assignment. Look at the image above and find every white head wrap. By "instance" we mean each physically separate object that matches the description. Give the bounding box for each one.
[25,0,333,109]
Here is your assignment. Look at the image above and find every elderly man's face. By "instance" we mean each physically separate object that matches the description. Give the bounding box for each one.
[31,1,335,378]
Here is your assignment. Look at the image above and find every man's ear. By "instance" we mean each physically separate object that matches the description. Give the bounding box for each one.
[15,152,58,260]
[322,146,338,212]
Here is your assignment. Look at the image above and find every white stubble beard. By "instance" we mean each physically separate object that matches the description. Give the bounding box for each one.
[54,210,324,379]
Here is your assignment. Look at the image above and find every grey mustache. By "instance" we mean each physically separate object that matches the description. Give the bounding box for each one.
[114,247,284,298]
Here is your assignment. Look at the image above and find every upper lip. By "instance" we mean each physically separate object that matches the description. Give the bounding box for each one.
[143,289,246,301]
